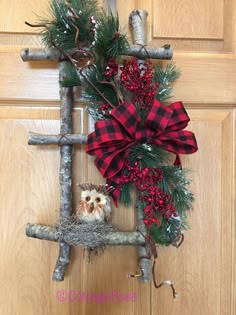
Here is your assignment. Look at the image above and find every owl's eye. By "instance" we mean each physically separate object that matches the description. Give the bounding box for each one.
[95,197,101,203]
[86,196,91,201]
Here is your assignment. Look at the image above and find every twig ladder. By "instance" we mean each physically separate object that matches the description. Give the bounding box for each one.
[23,10,173,283]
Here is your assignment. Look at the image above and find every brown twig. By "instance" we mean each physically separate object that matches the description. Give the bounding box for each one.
[128,230,178,299]
[152,260,178,299]
[96,77,122,106]
[25,21,52,28]
[79,67,115,108]
[66,4,80,46]
[172,233,184,248]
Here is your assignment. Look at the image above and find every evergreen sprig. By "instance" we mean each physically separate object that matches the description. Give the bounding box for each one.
[94,10,130,60]
[60,62,81,87]
[119,182,133,206]
[159,166,194,216]
[150,216,187,246]
[129,144,171,168]
[154,63,181,102]
[41,0,98,50]
[81,63,119,119]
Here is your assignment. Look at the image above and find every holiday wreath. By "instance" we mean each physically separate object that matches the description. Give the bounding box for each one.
[24,0,198,293]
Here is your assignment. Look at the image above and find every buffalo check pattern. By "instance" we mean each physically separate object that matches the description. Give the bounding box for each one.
[86,100,198,203]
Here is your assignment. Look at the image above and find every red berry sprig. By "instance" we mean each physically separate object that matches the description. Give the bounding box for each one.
[141,187,177,228]
[118,162,162,185]
[104,58,118,78]
[98,103,112,115]
[118,161,177,228]
[119,59,159,110]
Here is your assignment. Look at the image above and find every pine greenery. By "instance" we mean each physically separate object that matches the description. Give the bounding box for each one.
[154,63,181,102]
[119,183,133,207]
[59,62,81,87]
[159,166,194,215]
[150,216,187,246]
[81,62,120,115]
[94,10,130,60]
[129,144,171,167]
[41,0,98,50]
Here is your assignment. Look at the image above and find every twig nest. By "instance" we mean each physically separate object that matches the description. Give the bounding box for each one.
[58,217,118,249]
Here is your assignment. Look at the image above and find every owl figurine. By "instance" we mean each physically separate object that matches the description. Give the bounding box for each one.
[76,183,113,223]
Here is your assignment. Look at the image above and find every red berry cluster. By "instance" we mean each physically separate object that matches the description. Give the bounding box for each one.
[104,58,118,78]
[118,162,163,185]
[141,188,177,228]
[98,103,112,115]
[118,161,177,228]
[119,59,159,110]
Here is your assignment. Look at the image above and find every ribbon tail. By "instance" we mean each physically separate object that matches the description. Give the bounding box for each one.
[174,155,182,168]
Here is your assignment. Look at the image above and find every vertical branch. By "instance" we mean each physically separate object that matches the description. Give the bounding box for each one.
[52,61,73,281]
[129,10,148,46]
[136,199,152,282]
[129,10,152,283]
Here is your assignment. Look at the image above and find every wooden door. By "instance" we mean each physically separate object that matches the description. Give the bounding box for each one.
[0,0,235,314]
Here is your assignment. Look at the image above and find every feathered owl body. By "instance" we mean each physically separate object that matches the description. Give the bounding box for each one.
[76,184,113,223]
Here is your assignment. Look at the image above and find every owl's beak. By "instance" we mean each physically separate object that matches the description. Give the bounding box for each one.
[89,202,94,213]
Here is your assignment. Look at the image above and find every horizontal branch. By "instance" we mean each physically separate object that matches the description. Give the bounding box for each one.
[26,223,145,246]
[126,45,173,60]
[28,132,87,145]
[21,48,61,61]
[21,45,173,62]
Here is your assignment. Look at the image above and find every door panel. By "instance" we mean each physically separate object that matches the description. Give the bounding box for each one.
[117,0,236,52]
[152,109,235,315]
[0,0,48,33]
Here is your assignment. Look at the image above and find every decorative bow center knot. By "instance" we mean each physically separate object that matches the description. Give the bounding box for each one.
[134,127,154,145]
[86,100,198,202]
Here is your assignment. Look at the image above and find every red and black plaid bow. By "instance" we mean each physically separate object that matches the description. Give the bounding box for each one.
[86,100,198,203]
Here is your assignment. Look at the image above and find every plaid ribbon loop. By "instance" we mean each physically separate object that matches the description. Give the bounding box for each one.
[86,100,198,196]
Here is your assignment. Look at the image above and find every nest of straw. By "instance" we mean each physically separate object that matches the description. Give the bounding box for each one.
[57,217,119,249]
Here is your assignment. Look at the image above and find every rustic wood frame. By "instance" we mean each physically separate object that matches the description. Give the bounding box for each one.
[22,9,173,283]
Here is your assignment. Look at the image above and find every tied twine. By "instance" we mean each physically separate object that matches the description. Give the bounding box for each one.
[58,133,73,145]
[128,232,180,299]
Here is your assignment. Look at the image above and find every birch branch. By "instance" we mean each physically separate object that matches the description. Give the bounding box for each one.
[129,9,148,45]
[52,61,73,282]
[28,132,87,145]
[130,9,152,284]
[136,201,152,283]
[21,45,173,62]
[26,223,145,245]
[126,45,172,60]
[21,47,61,61]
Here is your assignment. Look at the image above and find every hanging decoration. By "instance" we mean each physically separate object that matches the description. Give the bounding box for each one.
[22,0,198,298]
